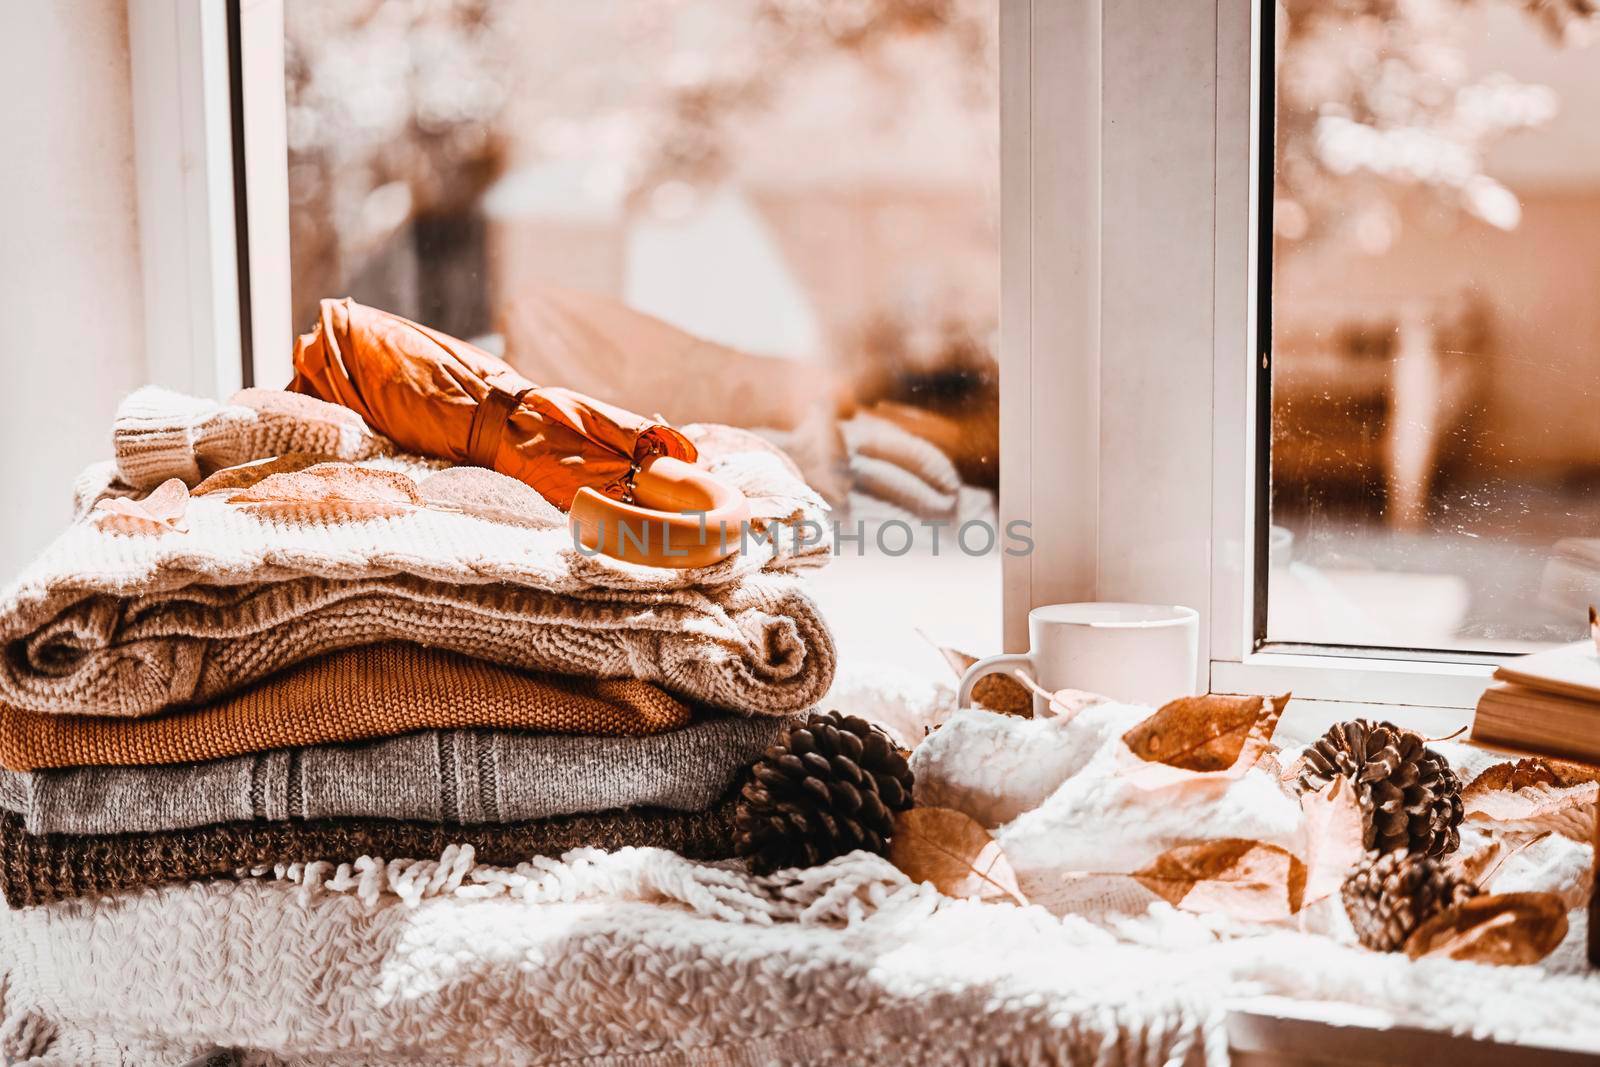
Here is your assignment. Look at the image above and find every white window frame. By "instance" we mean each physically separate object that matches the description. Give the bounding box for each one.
[129,0,291,397]
[1000,0,1496,711]
[134,0,1497,711]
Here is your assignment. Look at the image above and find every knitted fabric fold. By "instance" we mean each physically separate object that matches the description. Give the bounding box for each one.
[0,643,703,771]
[0,796,740,907]
[0,387,833,719]
[0,715,788,835]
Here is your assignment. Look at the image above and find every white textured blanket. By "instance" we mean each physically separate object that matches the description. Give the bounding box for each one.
[0,388,834,718]
[0,850,1224,1067]
[3,844,1598,1067]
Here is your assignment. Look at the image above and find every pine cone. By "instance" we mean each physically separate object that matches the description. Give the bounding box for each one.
[1297,719,1464,857]
[733,711,914,874]
[1342,850,1480,952]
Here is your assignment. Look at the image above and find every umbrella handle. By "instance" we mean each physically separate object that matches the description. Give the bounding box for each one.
[569,456,751,568]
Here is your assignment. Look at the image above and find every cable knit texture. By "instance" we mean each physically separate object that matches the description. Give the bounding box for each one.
[0,850,1236,1067]
[0,795,742,906]
[0,714,790,835]
[0,643,709,771]
[10,845,1600,1066]
[0,387,833,718]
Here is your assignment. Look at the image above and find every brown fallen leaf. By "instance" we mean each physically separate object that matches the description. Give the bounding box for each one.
[1403,892,1568,965]
[1278,752,1306,784]
[1451,838,1507,889]
[1298,775,1366,904]
[1132,839,1307,921]
[888,807,1028,905]
[925,640,1033,717]
[1462,758,1600,843]
[1468,781,1597,842]
[226,464,422,522]
[1452,832,1553,899]
[1119,692,1291,789]
[192,453,341,495]
[94,478,190,534]
[1464,757,1600,795]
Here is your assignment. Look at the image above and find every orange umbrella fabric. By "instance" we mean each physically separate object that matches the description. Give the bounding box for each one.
[288,298,696,511]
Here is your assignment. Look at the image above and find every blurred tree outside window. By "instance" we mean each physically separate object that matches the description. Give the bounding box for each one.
[1269,0,1600,652]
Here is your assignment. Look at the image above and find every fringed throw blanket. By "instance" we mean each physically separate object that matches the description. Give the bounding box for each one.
[0,712,788,835]
[6,848,1600,1066]
[0,388,834,719]
[0,850,1230,1067]
[0,796,742,907]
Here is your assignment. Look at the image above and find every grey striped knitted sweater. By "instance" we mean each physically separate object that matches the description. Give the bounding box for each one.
[0,716,790,835]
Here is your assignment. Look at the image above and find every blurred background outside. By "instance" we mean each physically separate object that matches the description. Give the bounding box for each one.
[1269,0,1600,654]
[283,0,1002,682]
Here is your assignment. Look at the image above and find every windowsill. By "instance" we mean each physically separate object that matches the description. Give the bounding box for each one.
[1213,652,1495,711]
[1271,697,1476,749]
[1226,996,1600,1067]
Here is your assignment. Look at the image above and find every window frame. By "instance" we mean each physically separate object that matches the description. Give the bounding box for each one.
[1210,0,1493,709]
[150,0,1497,710]
[129,0,291,396]
[1003,0,1495,710]
[128,0,245,397]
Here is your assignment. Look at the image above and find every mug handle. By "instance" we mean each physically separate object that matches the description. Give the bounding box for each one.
[957,652,1035,709]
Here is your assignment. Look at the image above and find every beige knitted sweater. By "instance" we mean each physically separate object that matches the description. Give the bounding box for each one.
[0,388,834,718]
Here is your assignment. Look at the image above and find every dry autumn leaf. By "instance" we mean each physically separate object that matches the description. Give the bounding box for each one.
[1119,692,1292,790]
[226,464,422,522]
[927,642,1033,717]
[1132,838,1307,921]
[1464,757,1600,795]
[192,453,342,495]
[1463,758,1600,843]
[1452,832,1553,901]
[1451,838,1507,889]
[1467,781,1597,842]
[1403,892,1568,965]
[94,478,190,534]
[1297,775,1366,904]
[1278,752,1306,785]
[888,807,1028,905]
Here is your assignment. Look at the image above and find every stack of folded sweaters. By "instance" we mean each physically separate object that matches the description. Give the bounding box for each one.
[0,386,835,909]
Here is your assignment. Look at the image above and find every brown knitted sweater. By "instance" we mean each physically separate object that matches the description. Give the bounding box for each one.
[0,643,691,771]
[0,795,739,907]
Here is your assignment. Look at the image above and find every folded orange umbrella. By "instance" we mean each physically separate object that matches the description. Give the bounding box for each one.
[290,298,748,566]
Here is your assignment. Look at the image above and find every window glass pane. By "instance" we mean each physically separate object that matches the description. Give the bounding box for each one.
[284,0,1001,680]
[1269,1,1600,653]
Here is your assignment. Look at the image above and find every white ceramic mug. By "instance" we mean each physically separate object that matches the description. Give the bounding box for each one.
[957,603,1200,713]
